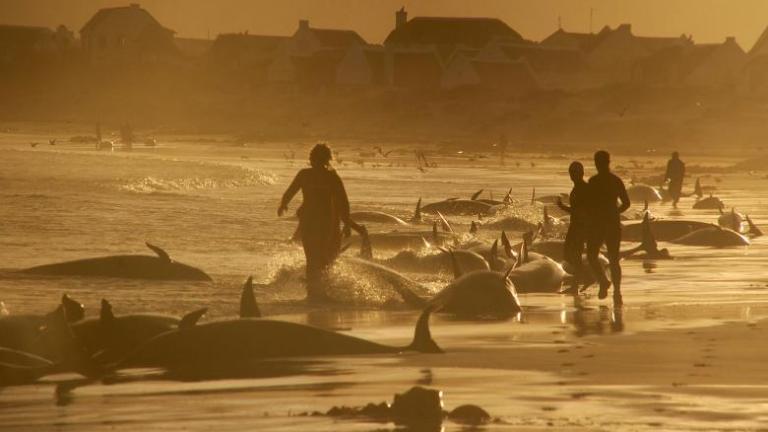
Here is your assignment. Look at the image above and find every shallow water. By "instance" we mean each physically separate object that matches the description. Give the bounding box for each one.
[1,133,767,430]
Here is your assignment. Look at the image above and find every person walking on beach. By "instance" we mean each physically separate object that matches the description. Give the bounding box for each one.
[664,151,685,208]
[278,143,366,301]
[557,161,592,293]
[587,150,630,305]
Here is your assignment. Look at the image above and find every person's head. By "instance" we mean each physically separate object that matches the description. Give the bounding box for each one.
[671,151,679,160]
[594,150,610,174]
[568,161,584,182]
[309,143,332,169]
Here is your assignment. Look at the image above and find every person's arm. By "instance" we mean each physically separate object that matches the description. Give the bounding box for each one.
[617,178,631,214]
[557,197,572,214]
[278,170,303,216]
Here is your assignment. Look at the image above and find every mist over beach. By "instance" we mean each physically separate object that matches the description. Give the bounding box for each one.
[1,2,768,431]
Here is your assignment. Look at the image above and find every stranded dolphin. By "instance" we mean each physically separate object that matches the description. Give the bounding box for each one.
[0,294,84,355]
[20,243,212,281]
[114,306,442,374]
[671,226,750,247]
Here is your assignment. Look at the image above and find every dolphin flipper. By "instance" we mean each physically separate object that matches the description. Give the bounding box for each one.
[240,276,261,318]
[747,215,763,237]
[179,308,207,329]
[145,243,171,262]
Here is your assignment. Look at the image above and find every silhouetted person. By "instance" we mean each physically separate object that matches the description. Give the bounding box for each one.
[278,144,365,301]
[664,151,685,208]
[587,150,630,305]
[557,161,591,293]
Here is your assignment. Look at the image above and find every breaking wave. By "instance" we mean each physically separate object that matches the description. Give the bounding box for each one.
[119,166,276,194]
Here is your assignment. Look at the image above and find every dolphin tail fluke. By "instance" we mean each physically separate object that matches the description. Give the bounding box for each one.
[145,242,171,262]
[240,276,261,318]
[180,308,207,328]
[408,306,443,354]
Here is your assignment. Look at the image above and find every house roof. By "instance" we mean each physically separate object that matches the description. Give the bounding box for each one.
[639,39,745,81]
[541,28,607,52]
[0,24,54,46]
[499,43,585,73]
[80,4,174,36]
[385,17,523,48]
[309,28,366,48]
[751,25,768,57]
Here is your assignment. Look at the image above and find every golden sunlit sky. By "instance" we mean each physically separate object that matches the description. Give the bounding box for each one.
[2,0,768,50]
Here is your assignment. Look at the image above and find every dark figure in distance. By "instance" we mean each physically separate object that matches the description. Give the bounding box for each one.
[587,150,630,305]
[664,151,685,208]
[557,161,591,293]
[278,144,365,301]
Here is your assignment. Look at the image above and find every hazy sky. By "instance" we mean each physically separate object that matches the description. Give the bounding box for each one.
[2,0,767,49]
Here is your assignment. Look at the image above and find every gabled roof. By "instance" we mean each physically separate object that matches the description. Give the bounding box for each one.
[750,25,768,57]
[499,43,585,73]
[541,28,607,52]
[309,28,366,48]
[385,17,523,47]
[80,5,173,36]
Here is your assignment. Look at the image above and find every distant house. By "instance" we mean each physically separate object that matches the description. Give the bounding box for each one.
[80,3,176,64]
[636,37,746,88]
[441,49,538,94]
[384,8,524,61]
[391,48,443,89]
[0,24,74,64]
[209,33,286,82]
[336,44,390,86]
[540,28,606,53]
[174,38,213,59]
[744,25,768,95]
[267,19,366,86]
[480,41,587,89]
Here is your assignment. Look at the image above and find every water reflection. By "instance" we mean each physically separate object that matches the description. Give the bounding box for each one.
[571,297,624,337]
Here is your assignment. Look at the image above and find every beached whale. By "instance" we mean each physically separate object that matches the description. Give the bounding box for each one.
[115,306,442,374]
[381,247,490,275]
[20,243,212,281]
[621,213,672,260]
[531,188,568,205]
[671,226,750,247]
[627,184,662,203]
[0,294,84,354]
[470,188,512,206]
[346,222,457,251]
[622,219,714,242]
[507,235,569,294]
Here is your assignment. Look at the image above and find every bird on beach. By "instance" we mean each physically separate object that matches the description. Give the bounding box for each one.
[49,139,56,146]
[30,142,38,148]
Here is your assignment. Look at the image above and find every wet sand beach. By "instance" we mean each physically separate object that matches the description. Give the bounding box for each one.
[0,125,767,431]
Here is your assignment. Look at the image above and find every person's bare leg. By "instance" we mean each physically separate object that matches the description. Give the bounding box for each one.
[587,232,611,299]
[606,225,623,306]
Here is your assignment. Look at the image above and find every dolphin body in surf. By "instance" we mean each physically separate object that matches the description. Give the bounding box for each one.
[114,306,442,374]
[693,194,725,210]
[20,243,212,281]
[622,219,714,242]
[627,184,662,203]
[506,234,569,294]
[718,208,746,233]
[0,347,54,386]
[351,211,410,226]
[0,294,84,355]
[419,197,496,216]
[671,226,750,247]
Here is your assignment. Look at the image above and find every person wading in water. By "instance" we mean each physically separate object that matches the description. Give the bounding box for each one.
[557,161,592,293]
[664,151,685,208]
[278,144,366,301]
[587,150,630,305]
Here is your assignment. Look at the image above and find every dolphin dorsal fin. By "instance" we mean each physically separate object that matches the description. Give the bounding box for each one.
[360,230,373,259]
[146,242,171,262]
[100,299,115,323]
[413,198,422,222]
[180,308,207,329]
[694,178,703,198]
[470,189,483,201]
[240,276,261,318]
[469,221,478,234]
[503,188,512,204]
[501,231,514,258]
[61,294,85,323]
[447,250,463,279]
[491,239,499,260]
[747,215,763,237]
[531,187,536,205]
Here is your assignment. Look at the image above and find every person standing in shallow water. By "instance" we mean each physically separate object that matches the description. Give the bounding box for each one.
[664,151,685,208]
[278,144,366,301]
[587,150,630,305]
[557,161,591,293]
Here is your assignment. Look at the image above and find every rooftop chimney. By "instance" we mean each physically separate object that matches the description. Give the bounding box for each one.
[396,7,407,29]
[299,19,310,31]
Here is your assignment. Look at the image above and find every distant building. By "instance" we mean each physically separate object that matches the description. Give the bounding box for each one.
[636,37,746,88]
[390,48,443,88]
[441,49,539,94]
[0,24,74,64]
[744,26,768,95]
[209,33,286,82]
[384,8,524,61]
[267,19,366,87]
[80,3,176,64]
[480,41,587,90]
[336,44,390,86]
